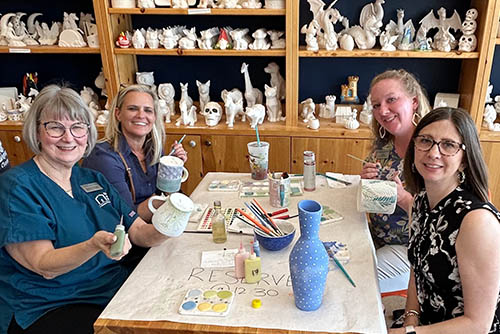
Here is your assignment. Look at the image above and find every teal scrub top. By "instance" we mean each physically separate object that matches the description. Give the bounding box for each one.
[0,159,138,330]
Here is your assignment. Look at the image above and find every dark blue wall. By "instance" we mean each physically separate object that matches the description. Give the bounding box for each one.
[490,46,500,97]
[0,0,482,105]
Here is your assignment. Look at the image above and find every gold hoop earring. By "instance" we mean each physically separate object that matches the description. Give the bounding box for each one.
[379,126,386,139]
[412,113,419,126]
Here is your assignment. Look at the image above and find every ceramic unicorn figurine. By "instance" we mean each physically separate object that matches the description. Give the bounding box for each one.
[179,82,193,112]
[245,104,266,128]
[264,62,285,101]
[196,80,210,112]
[241,63,263,108]
[221,89,245,128]
[264,84,282,122]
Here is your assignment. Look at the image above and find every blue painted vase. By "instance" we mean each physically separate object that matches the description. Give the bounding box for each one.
[289,199,329,311]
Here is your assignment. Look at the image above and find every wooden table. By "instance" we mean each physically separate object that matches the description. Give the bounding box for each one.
[94,173,386,334]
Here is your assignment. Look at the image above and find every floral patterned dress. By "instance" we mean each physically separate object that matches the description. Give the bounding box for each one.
[409,187,500,332]
[366,139,408,248]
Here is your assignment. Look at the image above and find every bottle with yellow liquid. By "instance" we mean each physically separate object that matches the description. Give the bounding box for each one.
[211,200,227,243]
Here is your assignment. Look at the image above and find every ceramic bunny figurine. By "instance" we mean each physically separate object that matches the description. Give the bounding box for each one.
[264,84,282,122]
[221,89,245,128]
[196,80,210,112]
[245,104,266,128]
[179,28,197,49]
[179,83,193,113]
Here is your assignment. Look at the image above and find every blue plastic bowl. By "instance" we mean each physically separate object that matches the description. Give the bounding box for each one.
[255,220,296,251]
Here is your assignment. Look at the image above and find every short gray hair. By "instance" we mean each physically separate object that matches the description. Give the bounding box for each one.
[103,84,165,165]
[22,84,98,157]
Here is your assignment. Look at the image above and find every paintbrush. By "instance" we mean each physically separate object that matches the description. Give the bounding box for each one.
[346,154,369,164]
[168,134,187,156]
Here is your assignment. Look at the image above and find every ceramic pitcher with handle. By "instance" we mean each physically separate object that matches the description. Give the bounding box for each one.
[148,192,194,237]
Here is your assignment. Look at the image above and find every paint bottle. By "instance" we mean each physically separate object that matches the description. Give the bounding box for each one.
[303,151,316,191]
[245,251,262,283]
[234,241,249,279]
[253,235,261,257]
[110,224,125,258]
[211,200,227,243]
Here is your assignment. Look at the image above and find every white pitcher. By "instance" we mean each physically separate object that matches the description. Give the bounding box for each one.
[148,193,194,237]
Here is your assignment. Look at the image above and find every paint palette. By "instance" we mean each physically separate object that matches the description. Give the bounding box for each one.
[239,180,269,197]
[197,207,246,231]
[178,288,234,317]
[208,180,240,192]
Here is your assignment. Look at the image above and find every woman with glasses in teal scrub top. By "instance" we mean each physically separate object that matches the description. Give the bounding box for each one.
[0,85,173,334]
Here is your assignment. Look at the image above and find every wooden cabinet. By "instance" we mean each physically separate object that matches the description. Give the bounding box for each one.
[481,141,500,207]
[0,126,33,166]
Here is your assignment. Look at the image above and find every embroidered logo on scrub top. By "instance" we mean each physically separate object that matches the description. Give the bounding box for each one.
[95,192,111,208]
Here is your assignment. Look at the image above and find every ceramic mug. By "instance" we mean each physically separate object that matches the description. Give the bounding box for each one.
[148,192,194,237]
[157,156,189,193]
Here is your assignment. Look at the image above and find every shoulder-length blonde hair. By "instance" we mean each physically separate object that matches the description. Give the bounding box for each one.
[102,84,165,165]
[369,69,431,142]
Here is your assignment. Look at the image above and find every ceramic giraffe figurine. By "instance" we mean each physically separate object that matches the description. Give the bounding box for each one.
[240,62,263,108]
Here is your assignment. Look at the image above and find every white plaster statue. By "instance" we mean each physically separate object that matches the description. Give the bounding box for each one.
[268,30,285,49]
[158,83,175,118]
[458,8,478,52]
[221,88,245,128]
[241,0,262,9]
[35,21,59,45]
[305,0,344,51]
[300,98,316,121]
[62,12,79,31]
[264,84,282,122]
[0,13,28,47]
[198,0,216,8]
[344,110,360,129]
[95,69,108,98]
[495,96,500,114]
[359,96,373,125]
[196,80,210,112]
[241,63,263,108]
[245,104,265,128]
[301,19,319,52]
[172,0,189,8]
[249,28,270,50]
[132,29,146,48]
[159,27,180,49]
[198,27,218,50]
[483,104,497,128]
[179,27,197,49]
[179,82,193,112]
[318,95,336,118]
[158,99,170,123]
[486,82,494,103]
[145,28,159,49]
[217,0,241,9]
[264,62,285,101]
[230,28,250,50]
[176,101,197,127]
[384,9,415,50]
[379,31,398,51]
[202,102,223,127]
[345,0,385,50]
[138,0,156,7]
[136,72,156,90]
[307,116,320,130]
[418,7,461,52]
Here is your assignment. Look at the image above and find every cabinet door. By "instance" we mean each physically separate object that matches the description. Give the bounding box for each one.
[0,130,33,166]
[291,138,372,175]
[481,141,500,208]
[201,135,290,174]
[164,134,202,196]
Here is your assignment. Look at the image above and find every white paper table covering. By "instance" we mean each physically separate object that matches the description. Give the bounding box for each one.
[99,172,387,334]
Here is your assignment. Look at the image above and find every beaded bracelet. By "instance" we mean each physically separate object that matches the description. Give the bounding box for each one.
[403,309,420,320]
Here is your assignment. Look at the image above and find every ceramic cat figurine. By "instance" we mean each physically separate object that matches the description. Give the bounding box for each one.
[264,84,282,122]
[245,104,265,128]
[196,80,210,112]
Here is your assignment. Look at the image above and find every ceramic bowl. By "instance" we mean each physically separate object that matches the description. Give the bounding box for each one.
[255,220,295,251]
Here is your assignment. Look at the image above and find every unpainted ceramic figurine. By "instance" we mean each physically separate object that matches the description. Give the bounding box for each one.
[132,29,146,48]
[249,28,270,50]
[300,98,315,121]
[268,30,286,49]
[384,9,415,50]
[198,27,219,49]
[146,28,159,49]
[344,0,385,50]
[264,84,282,122]
[159,27,180,49]
[483,104,497,128]
[179,82,193,112]
[35,21,60,45]
[379,31,398,51]
[495,96,500,114]
[344,110,360,129]
[158,99,171,123]
[486,82,494,103]
[176,101,197,127]
[245,104,266,128]
[138,0,156,8]
[301,19,319,51]
[264,62,285,101]
[230,28,250,50]
[307,117,320,130]
[241,63,263,108]
[418,7,461,52]
[196,80,210,112]
[318,95,336,118]
[458,8,478,52]
[179,27,197,49]
[158,83,176,117]
[359,96,373,125]
[241,0,262,9]
[202,102,223,127]
[197,0,216,8]
[221,88,245,128]
[137,72,155,89]
[335,105,353,124]
[172,0,189,8]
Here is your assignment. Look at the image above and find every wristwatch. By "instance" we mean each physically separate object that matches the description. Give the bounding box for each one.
[405,325,416,334]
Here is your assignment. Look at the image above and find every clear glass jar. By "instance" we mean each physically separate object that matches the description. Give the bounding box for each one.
[303,151,316,191]
[211,200,227,243]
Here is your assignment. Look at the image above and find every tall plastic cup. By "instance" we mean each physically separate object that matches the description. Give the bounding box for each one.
[247,141,269,180]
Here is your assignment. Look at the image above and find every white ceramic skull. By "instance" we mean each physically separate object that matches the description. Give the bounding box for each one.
[458,34,477,52]
[203,102,222,126]
[461,20,477,35]
[465,8,478,21]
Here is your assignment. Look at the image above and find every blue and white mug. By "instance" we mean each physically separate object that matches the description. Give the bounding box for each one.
[157,156,189,193]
